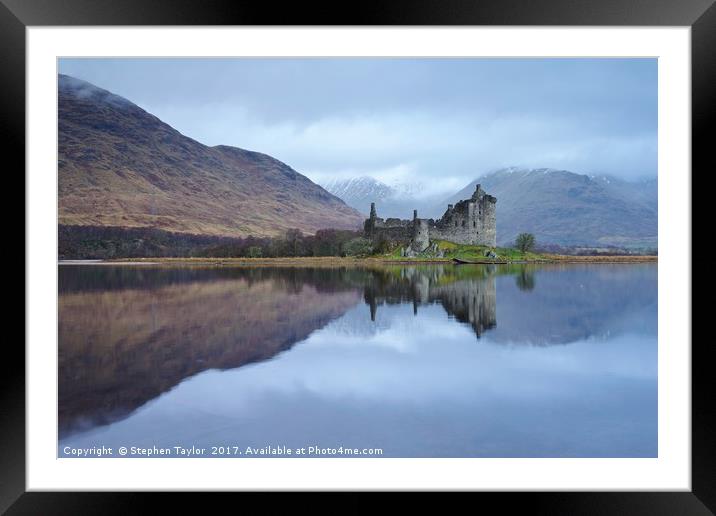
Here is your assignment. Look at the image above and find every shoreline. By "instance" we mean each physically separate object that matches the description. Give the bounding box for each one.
[59,255,658,266]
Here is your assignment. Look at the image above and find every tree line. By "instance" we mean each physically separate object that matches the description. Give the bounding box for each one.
[58,225,378,260]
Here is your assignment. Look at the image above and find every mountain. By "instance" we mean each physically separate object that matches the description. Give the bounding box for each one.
[592,174,658,212]
[440,167,657,248]
[321,176,442,218]
[58,74,363,238]
[321,177,396,214]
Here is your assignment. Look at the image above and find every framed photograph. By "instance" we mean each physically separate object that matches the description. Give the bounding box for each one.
[7,0,711,512]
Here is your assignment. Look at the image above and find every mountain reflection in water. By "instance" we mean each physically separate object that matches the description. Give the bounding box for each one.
[58,263,657,457]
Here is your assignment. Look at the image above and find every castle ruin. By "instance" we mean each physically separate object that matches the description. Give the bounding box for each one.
[364,184,497,254]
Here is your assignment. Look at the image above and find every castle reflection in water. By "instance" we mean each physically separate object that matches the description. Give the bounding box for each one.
[364,265,498,337]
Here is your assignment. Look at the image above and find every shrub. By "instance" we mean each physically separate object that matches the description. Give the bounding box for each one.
[343,237,373,257]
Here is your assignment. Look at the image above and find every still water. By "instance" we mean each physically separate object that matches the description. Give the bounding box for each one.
[58,263,657,458]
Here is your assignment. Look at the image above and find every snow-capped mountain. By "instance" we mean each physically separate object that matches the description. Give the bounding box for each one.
[321,177,396,214]
[321,176,442,218]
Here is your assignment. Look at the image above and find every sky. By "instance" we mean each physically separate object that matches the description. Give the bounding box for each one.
[59,58,657,197]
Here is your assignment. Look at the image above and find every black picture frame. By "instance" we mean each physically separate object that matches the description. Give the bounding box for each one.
[4,0,710,513]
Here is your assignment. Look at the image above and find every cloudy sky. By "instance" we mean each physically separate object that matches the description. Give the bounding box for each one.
[59,58,657,196]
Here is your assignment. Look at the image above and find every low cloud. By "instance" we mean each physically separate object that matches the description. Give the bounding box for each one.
[59,58,658,191]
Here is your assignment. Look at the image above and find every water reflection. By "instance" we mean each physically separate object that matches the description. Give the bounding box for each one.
[58,263,657,456]
[515,268,536,291]
[364,265,497,337]
[59,267,363,438]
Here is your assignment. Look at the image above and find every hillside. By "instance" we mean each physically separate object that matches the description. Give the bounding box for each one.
[440,168,657,248]
[58,74,363,238]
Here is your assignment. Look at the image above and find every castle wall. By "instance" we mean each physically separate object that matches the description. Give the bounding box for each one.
[364,213,413,242]
[411,219,430,252]
[364,186,497,249]
[479,198,497,247]
[430,187,497,246]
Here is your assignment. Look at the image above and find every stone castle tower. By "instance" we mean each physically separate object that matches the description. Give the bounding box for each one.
[364,184,497,251]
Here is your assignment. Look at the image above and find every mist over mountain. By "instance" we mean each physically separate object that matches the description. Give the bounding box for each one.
[321,176,443,218]
[58,74,363,238]
[440,167,657,248]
